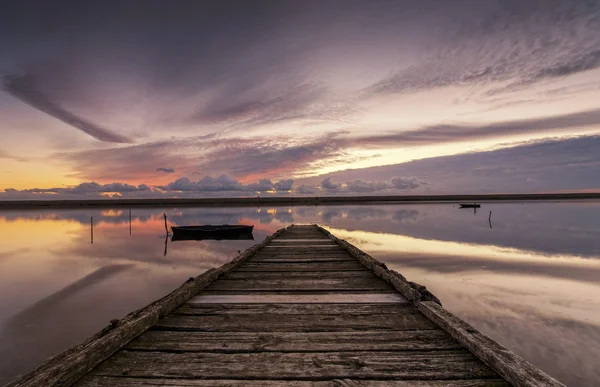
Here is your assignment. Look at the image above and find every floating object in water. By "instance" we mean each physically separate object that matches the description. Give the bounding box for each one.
[459,203,481,208]
[171,224,254,241]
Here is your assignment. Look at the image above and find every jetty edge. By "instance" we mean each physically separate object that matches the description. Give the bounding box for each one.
[5,224,565,387]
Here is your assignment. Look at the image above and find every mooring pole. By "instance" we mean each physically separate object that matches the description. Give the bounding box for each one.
[90,216,94,244]
[129,209,132,235]
[164,213,169,235]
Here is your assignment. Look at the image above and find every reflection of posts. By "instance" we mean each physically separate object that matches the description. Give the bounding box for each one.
[90,216,94,244]
[489,211,492,229]
[164,234,168,257]
[129,209,132,236]
[163,213,169,235]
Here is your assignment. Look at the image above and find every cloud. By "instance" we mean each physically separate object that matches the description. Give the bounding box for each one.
[58,134,349,183]
[0,150,28,162]
[296,184,319,194]
[2,73,132,143]
[157,175,294,193]
[274,179,294,191]
[351,108,600,147]
[315,134,600,194]
[391,177,424,190]
[321,177,341,190]
[316,176,426,194]
[366,2,600,95]
[4,182,150,196]
[156,167,175,173]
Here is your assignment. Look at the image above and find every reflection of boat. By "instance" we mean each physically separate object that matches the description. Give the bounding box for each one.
[170,224,254,241]
[459,203,481,208]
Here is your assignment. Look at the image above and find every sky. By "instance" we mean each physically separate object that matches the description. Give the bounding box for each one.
[1,0,600,199]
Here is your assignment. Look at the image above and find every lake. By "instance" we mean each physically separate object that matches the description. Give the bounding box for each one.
[1,201,599,386]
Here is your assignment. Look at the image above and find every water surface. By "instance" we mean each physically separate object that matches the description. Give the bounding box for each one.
[1,202,599,386]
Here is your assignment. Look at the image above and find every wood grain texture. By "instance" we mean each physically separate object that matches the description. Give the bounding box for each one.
[76,377,510,386]
[126,330,459,352]
[203,278,393,291]
[175,303,415,315]
[87,350,498,380]
[417,301,565,387]
[237,261,367,271]
[187,293,409,304]
[248,258,358,264]
[222,271,377,280]
[152,311,434,331]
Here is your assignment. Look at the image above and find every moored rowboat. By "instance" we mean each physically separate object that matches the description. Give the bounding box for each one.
[171,224,254,241]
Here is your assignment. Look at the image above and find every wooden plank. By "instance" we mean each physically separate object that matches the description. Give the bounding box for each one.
[152,311,432,331]
[77,377,510,386]
[237,261,367,271]
[251,255,355,260]
[173,303,419,318]
[271,238,336,246]
[175,303,417,315]
[188,293,409,304]
[275,236,328,239]
[126,330,459,352]
[252,253,353,258]
[87,350,498,380]
[222,271,377,280]
[247,259,358,264]
[264,245,341,248]
[418,301,565,387]
[204,278,393,291]
[4,226,292,387]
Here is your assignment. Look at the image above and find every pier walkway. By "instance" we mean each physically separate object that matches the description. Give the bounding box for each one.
[8,225,564,387]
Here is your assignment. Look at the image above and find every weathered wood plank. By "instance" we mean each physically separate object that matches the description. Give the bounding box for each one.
[248,256,356,264]
[187,293,409,304]
[250,256,355,262]
[222,270,377,280]
[77,377,510,386]
[204,278,393,291]
[176,303,415,315]
[152,311,433,331]
[4,226,292,387]
[253,252,350,256]
[264,245,341,248]
[418,301,565,387]
[237,261,367,271]
[87,350,498,380]
[251,253,353,258]
[270,240,337,244]
[126,330,459,352]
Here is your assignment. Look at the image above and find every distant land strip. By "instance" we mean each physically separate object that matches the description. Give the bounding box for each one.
[0,193,600,210]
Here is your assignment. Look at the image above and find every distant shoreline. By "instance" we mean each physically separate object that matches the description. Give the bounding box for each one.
[0,193,599,210]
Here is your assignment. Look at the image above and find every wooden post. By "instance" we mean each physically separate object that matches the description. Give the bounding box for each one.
[129,209,132,235]
[90,217,94,244]
[164,234,168,256]
[489,211,492,229]
[164,213,168,235]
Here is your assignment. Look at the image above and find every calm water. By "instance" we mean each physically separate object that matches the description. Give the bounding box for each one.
[1,202,599,386]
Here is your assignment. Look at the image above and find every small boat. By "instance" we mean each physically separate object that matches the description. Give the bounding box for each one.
[171,224,254,241]
[459,203,481,208]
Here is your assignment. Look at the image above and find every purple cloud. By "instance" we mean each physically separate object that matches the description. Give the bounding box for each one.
[2,73,132,143]
[156,167,175,173]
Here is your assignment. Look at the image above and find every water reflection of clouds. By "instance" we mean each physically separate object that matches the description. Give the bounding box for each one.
[3,202,600,259]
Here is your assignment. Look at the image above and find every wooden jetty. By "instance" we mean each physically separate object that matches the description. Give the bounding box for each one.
[7,225,564,387]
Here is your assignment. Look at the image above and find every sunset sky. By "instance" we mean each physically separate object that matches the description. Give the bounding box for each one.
[1,0,600,198]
